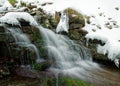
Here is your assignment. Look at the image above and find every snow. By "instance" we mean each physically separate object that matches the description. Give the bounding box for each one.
[86,27,120,60]
[37,0,120,61]
[0,0,120,63]
[56,11,69,33]
[0,0,13,11]
[0,12,38,26]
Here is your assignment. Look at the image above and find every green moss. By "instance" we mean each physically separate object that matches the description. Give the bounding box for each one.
[34,61,51,71]
[69,30,81,40]
[85,16,91,24]
[65,8,84,20]
[65,8,85,27]
[21,1,27,7]
[1,75,92,86]
[59,76,92,86]
[8,0,17,6]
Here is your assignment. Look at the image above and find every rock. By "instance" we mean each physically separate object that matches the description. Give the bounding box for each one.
[78,29,88,36]
[15,67,39,78]
[14,67,54,78]
[34,61,51,71]
[86,38,108,61]
[69,29,81,40]
[27,3,37,10]
[0,25,6,42]
[30,12,36,16]
[70,23,83,29]
[115,7,119,11]
[55,12,61,24]
[65,8,85,28]
[0,67,10,78]
[41,2,53,6]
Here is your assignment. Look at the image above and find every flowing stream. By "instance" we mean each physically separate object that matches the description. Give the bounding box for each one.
[36,12,120,86]
[2,11,120,86]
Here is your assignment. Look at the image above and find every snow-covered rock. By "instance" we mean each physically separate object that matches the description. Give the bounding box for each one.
[0,12,38,26]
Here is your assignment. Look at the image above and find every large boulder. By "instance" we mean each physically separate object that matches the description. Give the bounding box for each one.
[65,8,85,29]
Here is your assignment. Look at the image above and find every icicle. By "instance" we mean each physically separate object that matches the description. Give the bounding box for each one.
[114,59,119,68]
[56,11,69,33]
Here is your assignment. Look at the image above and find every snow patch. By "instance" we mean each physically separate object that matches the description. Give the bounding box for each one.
[0,0,13,11]
[0,12,38,26]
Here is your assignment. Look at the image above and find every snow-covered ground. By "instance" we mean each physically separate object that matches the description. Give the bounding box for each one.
[38,0,120,62]
[0,0,13,11]
[0,0,120,63]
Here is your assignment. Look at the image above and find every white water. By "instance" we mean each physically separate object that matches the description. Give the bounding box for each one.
[38,25,101,81]
[35,12,103,83]
[39,26,92,69]
[5,27,42,66]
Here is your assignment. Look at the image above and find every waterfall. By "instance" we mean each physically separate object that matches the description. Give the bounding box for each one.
[36,11,101,83]
[1,11,101,83]
[5,27,42,67]
[38,25,101,84]
[39,27,92,69]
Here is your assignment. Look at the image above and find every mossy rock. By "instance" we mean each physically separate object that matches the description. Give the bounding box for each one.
[65,8,85,28]
[8,0,17,7]
[69,29,81,40]
[34,61,51,71]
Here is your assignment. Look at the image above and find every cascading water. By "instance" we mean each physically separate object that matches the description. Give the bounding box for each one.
[37,11,101,84]
[5,27,42,67]
[39,27,92,69]
[0,10,119,86]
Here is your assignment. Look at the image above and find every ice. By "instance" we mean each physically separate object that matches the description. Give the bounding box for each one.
[56,11,69,33]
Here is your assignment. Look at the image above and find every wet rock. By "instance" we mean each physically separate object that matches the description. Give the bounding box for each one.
[14,67,54,78]
[15,67,39,78]
[0,67,10,78]
[34,61,51,71]
[86,38,108,60]
[69,29,81,40]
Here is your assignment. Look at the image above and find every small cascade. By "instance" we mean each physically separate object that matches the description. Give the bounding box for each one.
[38,25,102,84]
[5,27,41,67]
[39,26,92,69]
[37,11,101,83]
